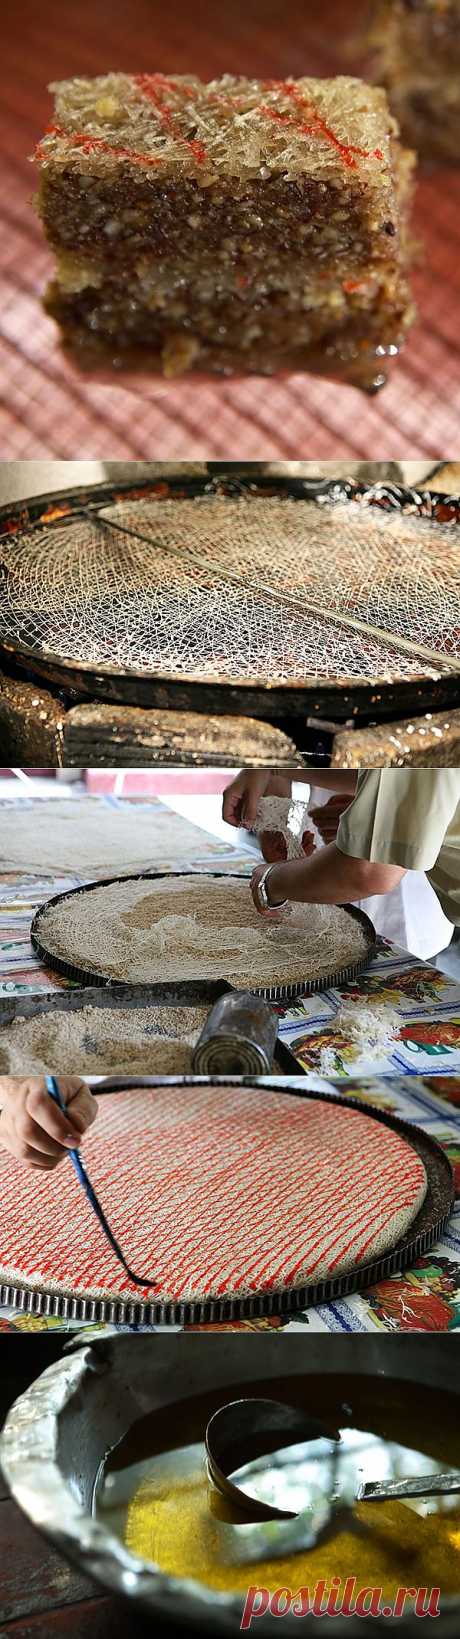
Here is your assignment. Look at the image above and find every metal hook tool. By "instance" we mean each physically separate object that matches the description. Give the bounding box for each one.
[45,1075,157,1288]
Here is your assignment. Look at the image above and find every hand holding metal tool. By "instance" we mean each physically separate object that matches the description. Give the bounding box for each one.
[45,1075,157,1288]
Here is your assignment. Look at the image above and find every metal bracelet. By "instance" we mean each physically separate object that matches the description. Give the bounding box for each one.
[256,865,288,913]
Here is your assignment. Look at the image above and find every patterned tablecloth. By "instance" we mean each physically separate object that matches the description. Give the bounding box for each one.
[0,793,254,993]
[276,944,460,1081]
[2,798,460,1080]
[1,794,460,1333]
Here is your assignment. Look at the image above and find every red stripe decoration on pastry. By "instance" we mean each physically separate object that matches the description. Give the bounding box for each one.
[0,1086,427,1305]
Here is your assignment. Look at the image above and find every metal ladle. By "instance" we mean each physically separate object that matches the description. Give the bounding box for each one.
[206,1398,460,1522]
[206,1398,340,1521]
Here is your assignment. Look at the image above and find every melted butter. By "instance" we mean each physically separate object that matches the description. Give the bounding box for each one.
[96,1374,460,1598]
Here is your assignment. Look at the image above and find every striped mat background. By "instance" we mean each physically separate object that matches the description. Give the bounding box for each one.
[1,0,460,459]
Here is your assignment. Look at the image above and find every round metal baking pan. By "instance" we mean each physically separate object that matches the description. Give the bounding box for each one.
[30,870,377,1000]
[1,473,459,726]
[0,1079,453,1326]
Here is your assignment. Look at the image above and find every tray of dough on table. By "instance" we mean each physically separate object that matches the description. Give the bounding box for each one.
[0,983,299,1078]
[3,791,460,1079]
[28,869,377,999]
[0,1077,454,1326]
[0,869,373,1075]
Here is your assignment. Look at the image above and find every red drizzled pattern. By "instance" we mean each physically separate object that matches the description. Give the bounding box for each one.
[0,1086,427,1305]
[262,80,384,171]
[134,73,207,164]
[35,123,162,170]
[35,75,385,176]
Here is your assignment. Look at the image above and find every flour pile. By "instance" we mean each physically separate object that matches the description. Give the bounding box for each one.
[37,873,372,987]
[320,1001,401,1073]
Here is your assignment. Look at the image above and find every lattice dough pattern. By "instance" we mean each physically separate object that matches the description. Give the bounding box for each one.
[1,493,459,684]
[0,1085,427,1304]
[35,874,371,987]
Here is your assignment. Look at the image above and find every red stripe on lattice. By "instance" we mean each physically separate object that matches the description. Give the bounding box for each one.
[0,1086,426,1304]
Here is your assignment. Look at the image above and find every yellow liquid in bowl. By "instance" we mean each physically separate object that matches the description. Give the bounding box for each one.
[96,1374,460,1603]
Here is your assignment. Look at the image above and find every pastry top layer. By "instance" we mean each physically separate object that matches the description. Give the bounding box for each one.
[35,71,398,192]
[36,872,372,987]
[0,1084,428,1303]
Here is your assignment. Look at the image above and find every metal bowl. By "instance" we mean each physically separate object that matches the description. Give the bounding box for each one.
[1,1332,460,1635]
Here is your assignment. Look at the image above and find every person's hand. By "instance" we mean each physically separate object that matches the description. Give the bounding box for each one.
[259,829,288,864]
[259,818,317,865]
[308,795,350,846]
[223,770,292,829]
[250,864,288,919]
[0,1077,98,1171]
